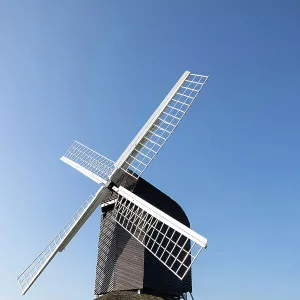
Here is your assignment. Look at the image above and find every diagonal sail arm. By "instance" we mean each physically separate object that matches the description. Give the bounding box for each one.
[112,186,208,280]
[17,188,106,295]
[61,141,116,184]
[114,71,209,179]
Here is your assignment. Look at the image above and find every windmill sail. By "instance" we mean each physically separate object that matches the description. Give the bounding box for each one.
[17,188,106,295]
[114,72,209,178]
[18,71,210,296]
[112,186,207,280]
[61,141,116,184]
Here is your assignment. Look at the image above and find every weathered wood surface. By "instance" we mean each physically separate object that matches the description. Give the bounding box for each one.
[98,291,164,300]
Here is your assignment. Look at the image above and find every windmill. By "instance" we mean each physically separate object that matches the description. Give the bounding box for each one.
[18,71,209,299]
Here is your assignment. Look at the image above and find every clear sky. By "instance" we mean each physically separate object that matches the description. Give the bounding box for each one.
[1,1,299,299]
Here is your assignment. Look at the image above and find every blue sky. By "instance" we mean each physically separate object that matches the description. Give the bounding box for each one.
[1,1,300,299]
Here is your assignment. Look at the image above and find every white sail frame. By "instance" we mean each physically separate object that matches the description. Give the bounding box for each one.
[113,186,207,279]
[114,71,209,178]
[61,141,115,184]
[17,187,107,295]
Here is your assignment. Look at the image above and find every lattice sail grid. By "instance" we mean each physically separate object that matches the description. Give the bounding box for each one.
[17,195,95,295]
[61,141,115,183]
[113,187,207,280]
[120,73,208,178]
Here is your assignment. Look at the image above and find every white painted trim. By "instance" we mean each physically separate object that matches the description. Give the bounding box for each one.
[101,199,116,207]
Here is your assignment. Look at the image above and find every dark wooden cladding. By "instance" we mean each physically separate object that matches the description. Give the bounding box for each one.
[133,177,192,296]
[94,172,192,298]
[94,209,144,295]
[94,210,117,293]
[114,224,144,290]
[144,248,192,296]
